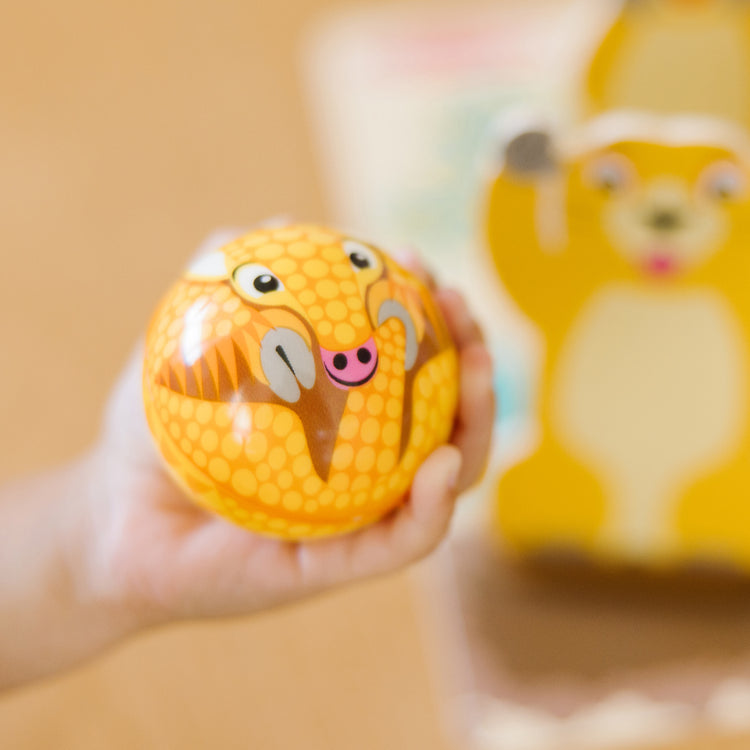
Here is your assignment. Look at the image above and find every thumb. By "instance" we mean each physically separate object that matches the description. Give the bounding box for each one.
[388,444,462,563]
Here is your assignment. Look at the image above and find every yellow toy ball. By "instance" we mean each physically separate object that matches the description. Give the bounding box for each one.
[142,224,458,540]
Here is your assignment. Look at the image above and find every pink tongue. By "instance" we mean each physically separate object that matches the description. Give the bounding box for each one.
[646,253,677,276]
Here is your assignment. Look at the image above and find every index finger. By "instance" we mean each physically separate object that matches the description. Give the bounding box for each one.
[435,288,495,492]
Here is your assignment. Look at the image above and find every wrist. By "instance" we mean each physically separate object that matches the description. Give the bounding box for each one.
[0,449,147,690]
[62,448,152,646]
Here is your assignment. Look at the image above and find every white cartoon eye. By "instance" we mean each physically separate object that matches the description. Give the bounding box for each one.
[699,161,747,202]
[583,153,636,195]
[232,263,285,298]
[343,240,378,271]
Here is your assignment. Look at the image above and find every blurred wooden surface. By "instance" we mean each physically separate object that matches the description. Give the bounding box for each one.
[0,0,749,748]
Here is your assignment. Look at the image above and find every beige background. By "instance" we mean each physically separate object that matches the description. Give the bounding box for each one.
[0,0,748,748]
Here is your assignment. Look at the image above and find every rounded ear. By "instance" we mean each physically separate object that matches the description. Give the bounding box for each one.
[504,129,557,176]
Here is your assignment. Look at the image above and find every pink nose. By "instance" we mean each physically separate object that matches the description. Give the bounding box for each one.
[320,338,379,389]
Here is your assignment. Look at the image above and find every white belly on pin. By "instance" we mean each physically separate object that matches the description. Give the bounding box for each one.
[551,284,746,558]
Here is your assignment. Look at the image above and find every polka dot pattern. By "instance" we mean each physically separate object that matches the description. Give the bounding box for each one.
[143,224,459,540]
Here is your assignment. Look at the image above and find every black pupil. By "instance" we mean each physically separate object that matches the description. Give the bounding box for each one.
[253,274,279,293]
[350,252,370,269]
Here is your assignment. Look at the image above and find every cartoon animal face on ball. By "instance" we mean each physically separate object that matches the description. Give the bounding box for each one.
[499,113,750,281]
[143,225,458,540]
[185,231,421,399]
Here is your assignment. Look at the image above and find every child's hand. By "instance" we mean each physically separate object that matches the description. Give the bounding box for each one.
[89,280,494,626]
[0,240,494,690]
